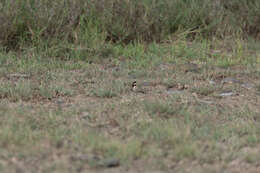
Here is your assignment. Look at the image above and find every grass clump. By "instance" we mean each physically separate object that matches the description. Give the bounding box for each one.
[91,88,117,98]
[144,100,185,118]
[0,80,33,101]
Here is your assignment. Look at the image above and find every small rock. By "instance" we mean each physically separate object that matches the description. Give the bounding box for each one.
[97,158,120,168]
[70,154,99,162]
[8,73,30,79]
[209,80,216,85]
[56,99,65,105]
[219,92,234,97]
[221,77,241,84]
[166,89,183,95]
[241,83,254,90]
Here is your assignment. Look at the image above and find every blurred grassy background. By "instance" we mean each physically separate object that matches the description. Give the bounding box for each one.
[0,0,259,57]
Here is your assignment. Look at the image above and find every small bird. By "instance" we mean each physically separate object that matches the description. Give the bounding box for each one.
[131,81,146,94]
[132,81,137,92]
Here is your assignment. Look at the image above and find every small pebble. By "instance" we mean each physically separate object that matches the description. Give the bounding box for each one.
[219,92,234,97]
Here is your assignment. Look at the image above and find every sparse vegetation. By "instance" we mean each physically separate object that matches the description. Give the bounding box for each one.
[0,0,260,173]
